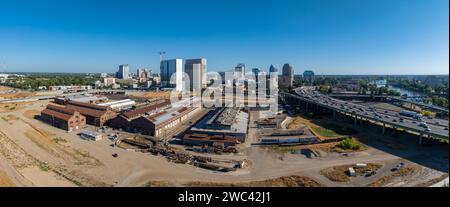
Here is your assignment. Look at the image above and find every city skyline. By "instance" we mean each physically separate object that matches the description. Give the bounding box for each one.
[0,0,448,75]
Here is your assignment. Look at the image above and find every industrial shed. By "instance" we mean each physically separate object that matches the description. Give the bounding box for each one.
[40,104,86,131]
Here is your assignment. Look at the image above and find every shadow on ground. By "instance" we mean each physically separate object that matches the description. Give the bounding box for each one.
[295,111,449,173]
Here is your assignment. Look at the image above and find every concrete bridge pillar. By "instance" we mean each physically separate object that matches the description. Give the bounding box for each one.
[333,110,336,120]
[354,115,358,125]
[382,123,386,135]
[419,133,423,145]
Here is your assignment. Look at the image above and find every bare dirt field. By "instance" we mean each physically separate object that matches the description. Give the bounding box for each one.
[0,169,15,187]
[0,92,36,99]
[320,163,383,182]
[23,109,40,119]
[0,86,14,91]
[143,175,326,187]
[184,175,325,187]
[0,102,33,113]
[367,166,416,187]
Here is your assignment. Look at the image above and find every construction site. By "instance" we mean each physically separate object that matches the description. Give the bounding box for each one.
[0,90,448,187]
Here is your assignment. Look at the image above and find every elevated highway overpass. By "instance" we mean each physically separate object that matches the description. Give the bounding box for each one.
[280,88,449,143]
[328,94,449,115]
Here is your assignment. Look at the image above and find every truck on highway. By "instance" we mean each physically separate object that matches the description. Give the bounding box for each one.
[399,110,423,120]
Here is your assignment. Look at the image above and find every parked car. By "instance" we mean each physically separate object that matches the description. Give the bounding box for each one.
[365,171,376,177]
[391,164,404,172]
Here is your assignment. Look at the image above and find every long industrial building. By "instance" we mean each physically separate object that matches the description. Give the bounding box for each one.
[108,99,171,130]
[188,107,249,143]
[109,99,200,137]
[97,99,136,111]
[40,104,86,131]
[133,106,200,136]
[66,101,117,127]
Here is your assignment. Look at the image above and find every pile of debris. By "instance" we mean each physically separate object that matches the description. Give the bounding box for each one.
[147,141,243,172]
[188,144,238,154]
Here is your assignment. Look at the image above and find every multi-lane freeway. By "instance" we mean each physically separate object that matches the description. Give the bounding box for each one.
[281,87,449,141]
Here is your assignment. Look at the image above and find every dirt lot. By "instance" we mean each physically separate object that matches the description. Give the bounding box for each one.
[367,166,416,187]
[320,163,382,182]
[23,109,40,119]
[0,102,32,113]
[0,169,15,187]
[144,175,326,187]
[0,86,14,91]
[0,92,36,99]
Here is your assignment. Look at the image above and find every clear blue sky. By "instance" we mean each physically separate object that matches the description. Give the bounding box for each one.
[0,0,448,75]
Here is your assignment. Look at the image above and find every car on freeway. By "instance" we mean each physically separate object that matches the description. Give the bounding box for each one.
[424,128,431,132]
[393,119,397,122]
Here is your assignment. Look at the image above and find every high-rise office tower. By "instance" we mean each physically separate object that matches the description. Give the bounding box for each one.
[137,68,150,82]
[117,64,130,79]
[185,58,207,91]
[252,68,261,76]
[235,63,245,74]
[282,64,294,88]
[160,59,183,91]
[303,70,315,84]
[269,64,278,73]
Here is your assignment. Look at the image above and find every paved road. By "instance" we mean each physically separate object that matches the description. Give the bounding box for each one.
[282,87,449,140]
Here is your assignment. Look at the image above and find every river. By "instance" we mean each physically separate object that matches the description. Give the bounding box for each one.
[375,83,427,101]
[387,86,427,97]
